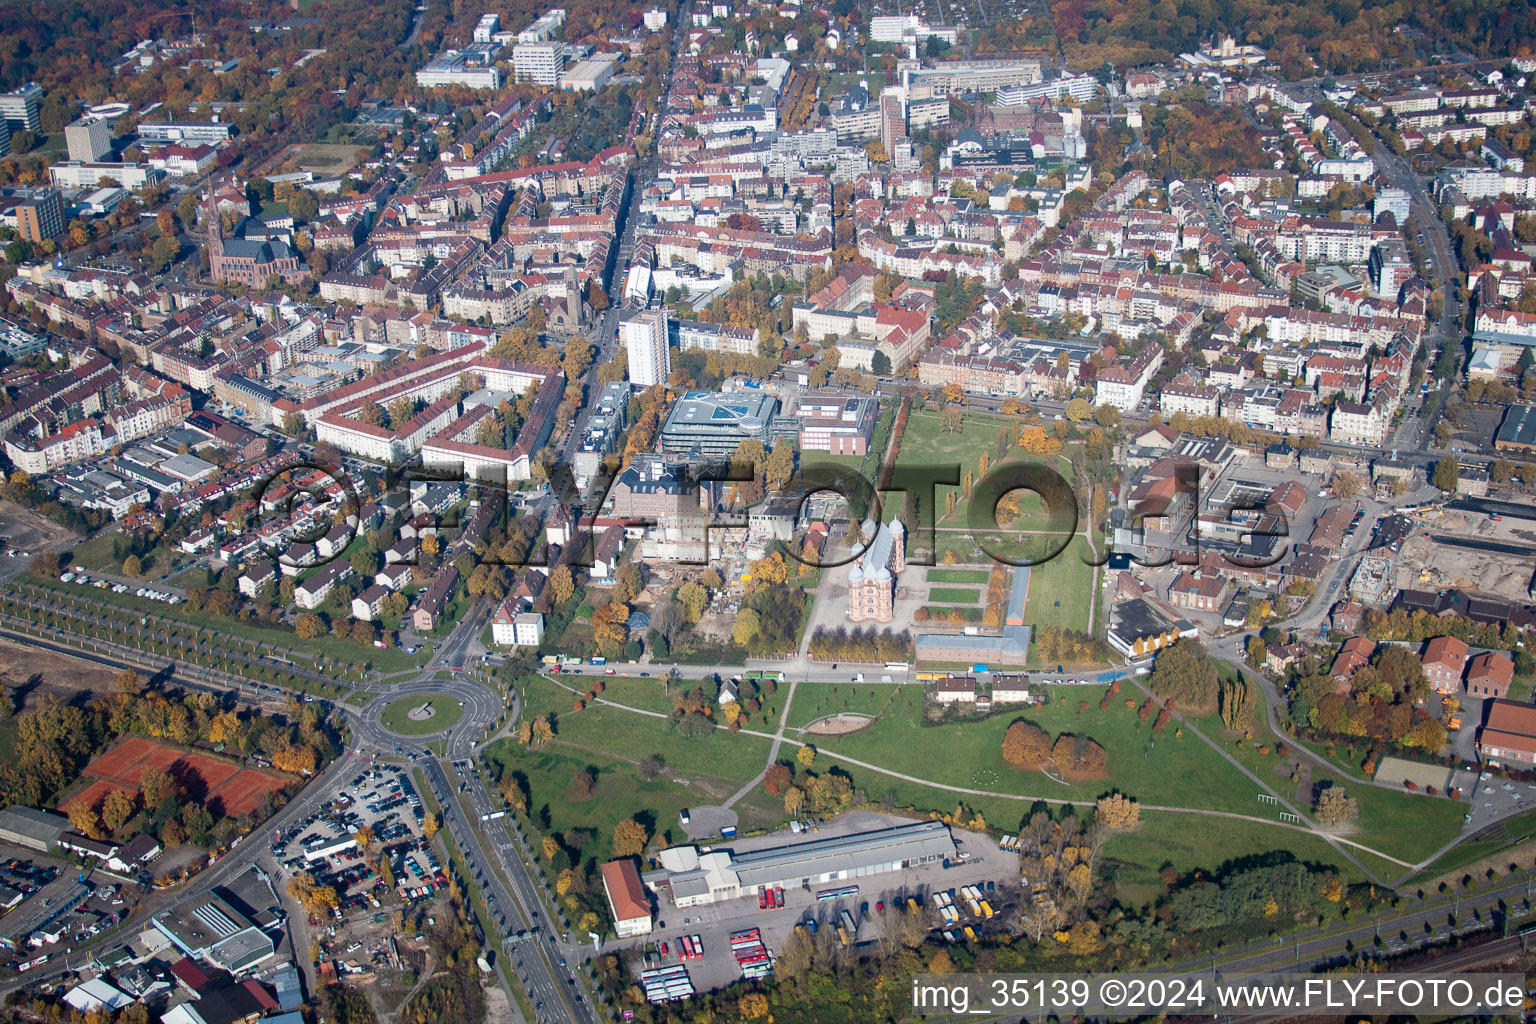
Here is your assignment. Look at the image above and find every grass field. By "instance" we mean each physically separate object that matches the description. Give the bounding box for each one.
[928,587,980,604]
[787,682,904,730]
[1194,706,1466,868]
[381,695,464,735]
[516,673,770,783]
[814,691,1264,814]
[1024,536,1101,636]
[926,569,990,584]
[288,142,364,174]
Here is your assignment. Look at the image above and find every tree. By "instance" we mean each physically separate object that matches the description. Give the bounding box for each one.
[101,790,135,833]
[1148,639,1220,709]
[140,766,174,807]
[796,745,816,770]
[941,403,964,433]
[1064,397,1092,423]
[121,555,143,577]
[1432,456,1459,492]
[150,235,180,272]
[871,351,892,376]
[296,613,325,639]
[67,800,102,839]
[549,564,575,605]
[732,608,761,646]
[1094,793,1140,833]
[677,581,708,621]
[422,812,439,839]
[1313,785,1359,827]
[1002,720,1052,770]
[612,817,649,857]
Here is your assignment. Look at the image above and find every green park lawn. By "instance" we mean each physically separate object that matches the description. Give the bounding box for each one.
[928,587,980,604]
[1023,535,1101,637]
[926,569,990,584]
[1193,705,1466,868]
[787,682,906,730]
[381,694,464,735]
[813,690,1265,815]
[513,672,770,783]
[484,741,742,854]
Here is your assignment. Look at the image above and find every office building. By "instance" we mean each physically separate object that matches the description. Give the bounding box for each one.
[416,49,502,89]
[622,309,670,386]
[518,8,566,42]
[659,390,779,457]
[65,116,112,163]
[10,188,64,242]
[48,161,163,190]
[136,122,234,144]
[473,13,500,42]
[0,120,10,157]
[0,84,42,133]
[601,859,653,937]
[513,41,567,85]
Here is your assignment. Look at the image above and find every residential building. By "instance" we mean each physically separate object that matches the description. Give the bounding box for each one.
[10,189,63,242]
[1479,698,1536,765]
[600,859,653,937]
[1467,651,1514,698]
[623,309,670,387]
[1422,635,1470,692]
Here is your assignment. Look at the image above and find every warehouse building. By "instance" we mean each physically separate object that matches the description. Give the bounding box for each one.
[0,805,69,852]
[151,891,277,974]
[644,820,955,908]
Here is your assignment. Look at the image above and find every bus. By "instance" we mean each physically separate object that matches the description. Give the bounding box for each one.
[817,885,859,901]
[590,656,607,666]
[883,662,910,673]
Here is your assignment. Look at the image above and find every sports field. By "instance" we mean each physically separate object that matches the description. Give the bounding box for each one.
[77,736,290,816]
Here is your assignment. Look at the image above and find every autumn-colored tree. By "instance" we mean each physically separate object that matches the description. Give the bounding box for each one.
[101,790,135,833]
[612,818,648,857]
[67,800,102,839]
[1001,720,1052,770]
[121,555,143,577]
[295,613,325,639]
[1093,793,1140,833]
[140,766,175,807]
[796,745,816,769]
[422,812,439,839]
[1313,785,1359,827]
[738,993,771,1019]
[548,563,575,604]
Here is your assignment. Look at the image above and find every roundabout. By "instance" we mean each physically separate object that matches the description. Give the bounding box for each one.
[379,693,465,736]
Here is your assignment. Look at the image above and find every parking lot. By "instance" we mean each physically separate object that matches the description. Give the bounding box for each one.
[0,857,130,968]
[272,764,441,913]
[617,813,1018,994]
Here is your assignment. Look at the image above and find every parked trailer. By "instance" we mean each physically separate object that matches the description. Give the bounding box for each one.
[836,926,851,947]
[840,908,857,934]
[979,900,994,918]
[999,835,1014,851]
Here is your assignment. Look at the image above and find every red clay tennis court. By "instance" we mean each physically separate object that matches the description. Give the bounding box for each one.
[207,769,289,817]
[68,779,134,813]
[84,736,183,788]
[76,737,292,818]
